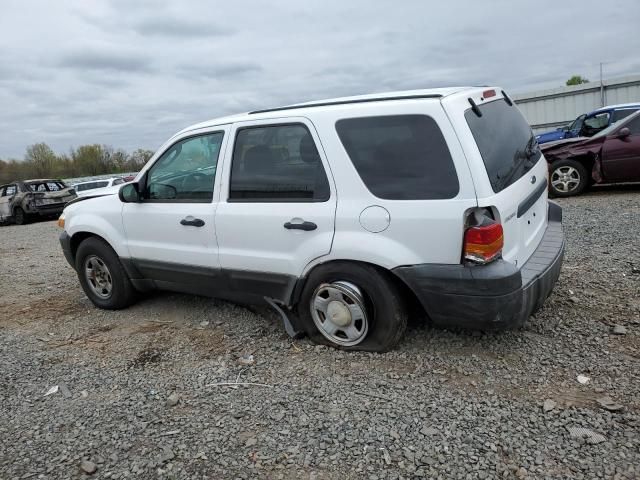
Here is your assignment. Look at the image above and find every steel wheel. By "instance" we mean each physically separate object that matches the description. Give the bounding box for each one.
[84,255,113,299]
[551,165,581,193]
[310,281,369,346]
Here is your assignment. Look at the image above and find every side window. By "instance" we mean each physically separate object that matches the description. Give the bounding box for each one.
[569,114,586,132]
[6,185,17,196]
[336,115,459,200]
[46,182,60,191]
[612,109,638,123]
[145,132,224,202]
[583,112,610,134]
[229,124,330,202]
[0,187,5,196]
[95,181,109,188]
[113,178,124,186]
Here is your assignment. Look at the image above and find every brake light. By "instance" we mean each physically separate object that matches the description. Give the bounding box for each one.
[463,222,504,264]
[482,89,496,99]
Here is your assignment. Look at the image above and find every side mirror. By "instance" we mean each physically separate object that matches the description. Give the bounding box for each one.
[617,127,631,139]
[119,182,140,203]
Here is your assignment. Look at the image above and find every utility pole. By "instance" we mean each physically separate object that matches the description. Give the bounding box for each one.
[599,62,605,107]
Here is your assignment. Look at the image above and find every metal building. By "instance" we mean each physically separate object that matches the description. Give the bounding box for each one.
[512,74,640,134]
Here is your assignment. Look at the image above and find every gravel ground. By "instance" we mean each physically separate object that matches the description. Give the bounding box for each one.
[1,186,639,480]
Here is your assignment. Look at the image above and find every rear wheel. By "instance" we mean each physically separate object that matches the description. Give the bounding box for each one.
[549,159,588,197]
[13,207,27,225]
[298,262,407,352]
[75,237,136,309]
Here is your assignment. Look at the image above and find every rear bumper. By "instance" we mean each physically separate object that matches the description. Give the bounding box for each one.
[393,201,565,330]
[33,204,65,215]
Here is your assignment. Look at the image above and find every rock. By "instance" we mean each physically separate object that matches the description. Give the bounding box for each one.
[569,297,579,304]
[542,399,556,412]
[577,375,590,385]
[59,383,71,398]
[611,325,627,335]
[420,426,438,436]
[567,426,606,444]
[80,390,89,398]
[237,354,255,366]
[166,393,180,407]
[160,447,175,463]
[596,396,624,412]
[245,436,257,447]
[516,467,527,478]
[80,460,97,474]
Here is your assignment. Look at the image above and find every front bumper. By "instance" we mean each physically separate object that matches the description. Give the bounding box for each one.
[393,201,565,330]
[59,231,75,269]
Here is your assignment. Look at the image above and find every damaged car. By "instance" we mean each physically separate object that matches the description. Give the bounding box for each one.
[542,110,640,197]
[0,179,77,225]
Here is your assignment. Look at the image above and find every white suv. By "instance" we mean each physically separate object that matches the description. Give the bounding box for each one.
[59,87,564,351]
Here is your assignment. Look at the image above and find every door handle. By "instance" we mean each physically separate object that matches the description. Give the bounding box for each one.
[180,217,205,227]
[284,220,317,231]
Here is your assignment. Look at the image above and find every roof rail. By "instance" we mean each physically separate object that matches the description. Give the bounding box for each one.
[249,93,443,115]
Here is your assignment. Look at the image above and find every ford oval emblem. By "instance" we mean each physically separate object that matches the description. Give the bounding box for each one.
[531,175,537,184]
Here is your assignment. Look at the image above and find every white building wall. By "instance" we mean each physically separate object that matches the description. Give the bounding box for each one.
[512,75,640,134]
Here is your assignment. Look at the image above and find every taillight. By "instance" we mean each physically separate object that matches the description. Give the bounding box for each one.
[463,222,504,264]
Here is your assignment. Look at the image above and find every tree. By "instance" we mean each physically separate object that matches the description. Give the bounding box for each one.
[566,75,589,86]
[24,143,58,178]
[127,149,154,170]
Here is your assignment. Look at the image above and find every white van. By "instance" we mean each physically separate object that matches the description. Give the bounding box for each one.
[59,88,564,351]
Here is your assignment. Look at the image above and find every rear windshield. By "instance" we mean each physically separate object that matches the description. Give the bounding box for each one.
[465,99,541,193]
[27,181,66,192]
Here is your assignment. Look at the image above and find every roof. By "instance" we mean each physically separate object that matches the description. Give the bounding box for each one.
[19,179,62,183]
[594,102,640,111]
[176,87,474,136]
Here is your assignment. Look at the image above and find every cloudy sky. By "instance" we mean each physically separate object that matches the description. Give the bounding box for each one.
[1,0,639,159]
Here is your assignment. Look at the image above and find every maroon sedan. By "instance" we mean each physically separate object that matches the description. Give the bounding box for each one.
[542,109,640,196]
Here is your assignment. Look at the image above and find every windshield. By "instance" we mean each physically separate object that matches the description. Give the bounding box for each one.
[465,99,541,193]
[592,110,640,139]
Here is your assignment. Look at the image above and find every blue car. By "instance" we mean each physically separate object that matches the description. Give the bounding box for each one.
[536,103,640,144]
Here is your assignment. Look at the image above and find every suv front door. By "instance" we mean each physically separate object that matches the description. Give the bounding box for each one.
[121,128,229,291]
[215,118,336,302]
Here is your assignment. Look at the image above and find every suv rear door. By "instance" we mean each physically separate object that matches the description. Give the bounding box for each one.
[443,90,548,267]
[214,117,336,300]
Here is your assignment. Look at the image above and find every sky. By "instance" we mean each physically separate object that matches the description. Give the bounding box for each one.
[1,0,639,159]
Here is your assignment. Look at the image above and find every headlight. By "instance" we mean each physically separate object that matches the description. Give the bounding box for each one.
[57,212,65,229]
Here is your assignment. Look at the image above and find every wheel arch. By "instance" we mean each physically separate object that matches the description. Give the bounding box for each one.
[551,153,597,182]
[289,258,428,321]
[69,231,109,263]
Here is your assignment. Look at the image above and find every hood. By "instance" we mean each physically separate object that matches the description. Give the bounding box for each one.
[66,185,121,206]
[541,134,605,160]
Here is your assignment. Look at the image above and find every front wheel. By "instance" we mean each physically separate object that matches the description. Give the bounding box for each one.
[75,237,136,309]
[298,262,407,352]
[549,159,588,197]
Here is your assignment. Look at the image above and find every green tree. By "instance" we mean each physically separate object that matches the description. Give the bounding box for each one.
[566,75,589,86]
[24,143,58,178]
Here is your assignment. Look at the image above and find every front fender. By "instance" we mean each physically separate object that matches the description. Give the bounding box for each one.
[64,198,128,257]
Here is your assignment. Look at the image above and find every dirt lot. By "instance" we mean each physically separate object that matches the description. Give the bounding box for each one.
[1,186,639,480]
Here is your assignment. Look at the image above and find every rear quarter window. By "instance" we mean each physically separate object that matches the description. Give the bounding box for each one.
[335,115,459,200]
